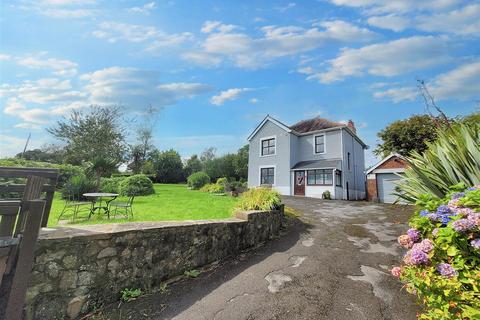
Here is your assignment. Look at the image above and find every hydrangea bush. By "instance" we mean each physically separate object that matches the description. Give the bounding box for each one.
[391,184,480,319]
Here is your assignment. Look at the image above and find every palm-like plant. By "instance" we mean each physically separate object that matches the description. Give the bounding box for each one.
[396,123,480,203]
[86,157,118,191]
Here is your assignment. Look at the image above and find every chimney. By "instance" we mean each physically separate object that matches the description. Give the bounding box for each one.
[347,120,356,133]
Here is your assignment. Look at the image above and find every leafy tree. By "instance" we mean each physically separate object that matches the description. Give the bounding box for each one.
[47,106,127,166]
[86,157,118,191]
[204,154,237,181]
[184,154,202,177]
[16,144,65,164]
[128,105,157,173]
[200,147,216,163]
[374,115,440,158]
[233,145,248,179]
[149,149,184,183]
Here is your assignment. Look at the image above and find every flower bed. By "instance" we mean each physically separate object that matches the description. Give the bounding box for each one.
[392,184,480,319]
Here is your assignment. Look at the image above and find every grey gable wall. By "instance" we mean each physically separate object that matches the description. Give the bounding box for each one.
[248,120,292,194]
[341,128,366,200]
[295,129,342,162]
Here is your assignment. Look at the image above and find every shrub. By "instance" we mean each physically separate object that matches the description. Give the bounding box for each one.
[0,158,84,187]
[100,177,124,193]
[62,175,96,200]
[391,185,480,319]
[119,174,155,196]
[396,123,480,203]
[200,183,225,194]
[187,172,210,190]
[236,187,281,211]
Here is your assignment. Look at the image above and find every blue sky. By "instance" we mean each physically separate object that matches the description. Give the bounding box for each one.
[1,0,479,165]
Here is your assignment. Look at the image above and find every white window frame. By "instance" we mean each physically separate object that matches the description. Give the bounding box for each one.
[259,135,277,157]
[313,134,326,155]
[258,165,276,186]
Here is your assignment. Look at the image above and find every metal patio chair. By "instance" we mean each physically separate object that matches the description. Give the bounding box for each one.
[57,193,91,222]
[109,196,134,219]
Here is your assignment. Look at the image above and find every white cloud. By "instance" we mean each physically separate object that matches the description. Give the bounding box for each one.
[328,0,460,14]
[186,20,376,68]
[373,60,480,102]
[415,4,480,36]
[373,86,418,103]
[310,36,451,83]
[249,98,259,104]
[0,54,11,61]
[275,2,296,12]
[80,67,211,108]
[19,0,97,18]
[367,14,411,32]
[1,67,211,128]
[92,21,193,51]
[128,2,156,14]
[14,123,42,130]
[16,54,78,76]
[366,4,480,36]
[210,88,252,106]
[201,21,238,33]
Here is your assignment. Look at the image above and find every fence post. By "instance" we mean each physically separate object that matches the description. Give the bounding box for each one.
[4,199,46,320]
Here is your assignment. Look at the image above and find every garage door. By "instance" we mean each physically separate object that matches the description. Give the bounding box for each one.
[377,173,401,203]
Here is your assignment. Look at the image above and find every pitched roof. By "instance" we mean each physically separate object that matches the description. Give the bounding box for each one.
[290,117,344,133]
[366,153,406,174]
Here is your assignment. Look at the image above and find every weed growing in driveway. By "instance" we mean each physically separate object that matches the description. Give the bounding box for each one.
[121,288,143,302]
[184,269,201,278]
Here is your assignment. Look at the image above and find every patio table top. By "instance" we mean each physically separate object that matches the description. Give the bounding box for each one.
[83,193,119,197]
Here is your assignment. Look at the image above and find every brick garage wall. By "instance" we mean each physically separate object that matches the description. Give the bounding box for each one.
[367,178,377,201]
[367,156,407,201]
[23,209,284,319]
[377,156,407,170]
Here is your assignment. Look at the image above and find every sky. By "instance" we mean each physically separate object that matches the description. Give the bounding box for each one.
[0,0,479,166]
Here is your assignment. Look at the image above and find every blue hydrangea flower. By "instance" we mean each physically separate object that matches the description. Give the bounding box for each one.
[440,215,451,225]
[436,205,452,215]
[419,210,429,217]
[451,192,465,199]
[437,263,457,278]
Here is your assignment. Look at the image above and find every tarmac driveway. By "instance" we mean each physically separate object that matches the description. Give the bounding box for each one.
[97,197,419,320]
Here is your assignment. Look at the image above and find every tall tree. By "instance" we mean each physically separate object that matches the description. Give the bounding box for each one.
[233,145,249,180]
[47,106,127,166]
[149,149,184,183]
[374,115,440,158]
[128,105,157,173]
[184,154,203,177]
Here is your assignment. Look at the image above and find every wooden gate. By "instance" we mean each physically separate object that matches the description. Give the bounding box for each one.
[0,167,59,320]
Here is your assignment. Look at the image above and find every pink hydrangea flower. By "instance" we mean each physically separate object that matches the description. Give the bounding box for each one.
[412,239,434,253]
[447,199,461,210]
[432,228,440,237]
[398,234,414,249]
[456,208,473,217]
[403,249,429,266]
[407,228,421,242]
[467,212,480,227]
[391,266,402,278]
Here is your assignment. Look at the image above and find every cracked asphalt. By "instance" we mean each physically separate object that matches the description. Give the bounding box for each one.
[96,197,419,320]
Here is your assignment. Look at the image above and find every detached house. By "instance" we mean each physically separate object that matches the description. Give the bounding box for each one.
[247,115,367,200]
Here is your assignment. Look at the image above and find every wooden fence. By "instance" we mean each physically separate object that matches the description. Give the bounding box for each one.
[0,167,59,320]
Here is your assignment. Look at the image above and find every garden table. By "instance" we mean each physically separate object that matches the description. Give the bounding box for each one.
[83,192,119,219]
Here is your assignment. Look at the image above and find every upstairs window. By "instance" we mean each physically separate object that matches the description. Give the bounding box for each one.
[260,167,275,185]
[307,169,333,186]
[261,137,276,156]
[314,135,325,154]
[347,152,351,170]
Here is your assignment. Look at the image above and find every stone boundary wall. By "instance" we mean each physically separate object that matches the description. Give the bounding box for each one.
[24,209,284,319]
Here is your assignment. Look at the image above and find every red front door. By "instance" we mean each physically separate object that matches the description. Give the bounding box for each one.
[294,171,305,196]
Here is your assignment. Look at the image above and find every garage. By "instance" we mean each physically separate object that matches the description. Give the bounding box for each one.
[376,173,402,203]
[366,154,407,203]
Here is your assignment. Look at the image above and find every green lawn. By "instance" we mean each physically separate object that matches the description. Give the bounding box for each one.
[48,184,239,227]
